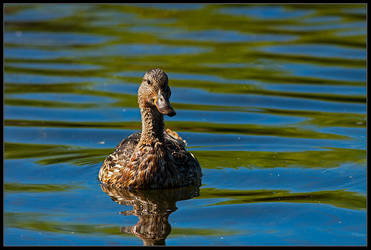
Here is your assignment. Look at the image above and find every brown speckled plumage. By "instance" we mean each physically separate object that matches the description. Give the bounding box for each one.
[99,68,202,189]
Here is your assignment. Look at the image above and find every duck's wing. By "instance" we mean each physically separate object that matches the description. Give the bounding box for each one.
[99,132,141,183]
[164,129,202,186]
[115,132,141,154]
[164,128,187,148]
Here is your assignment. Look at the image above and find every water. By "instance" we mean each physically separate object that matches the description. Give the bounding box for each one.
[4,3,366,246]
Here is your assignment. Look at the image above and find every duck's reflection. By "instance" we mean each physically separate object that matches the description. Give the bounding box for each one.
[100,184,200,246]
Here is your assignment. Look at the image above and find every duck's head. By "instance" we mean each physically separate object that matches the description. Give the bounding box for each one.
[138,68,176,117]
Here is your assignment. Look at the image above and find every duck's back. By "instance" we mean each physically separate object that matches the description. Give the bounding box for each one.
[99,130,202,189]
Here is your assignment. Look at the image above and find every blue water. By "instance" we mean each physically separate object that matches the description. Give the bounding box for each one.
[4,3,366,246]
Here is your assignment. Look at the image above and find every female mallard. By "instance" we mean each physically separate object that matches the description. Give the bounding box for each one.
[99,68,202,189]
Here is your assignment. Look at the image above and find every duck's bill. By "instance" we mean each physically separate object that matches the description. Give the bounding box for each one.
[155,92,176,117]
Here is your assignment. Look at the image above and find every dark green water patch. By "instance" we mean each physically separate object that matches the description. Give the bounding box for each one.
[194,147,366,170]
[4,183,82,193]
[5,212,240,237]
[5,142,110,166]
[5,119,349,139]
[200,188,366,210]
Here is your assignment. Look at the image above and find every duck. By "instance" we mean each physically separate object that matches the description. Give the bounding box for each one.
[99,68,202,189]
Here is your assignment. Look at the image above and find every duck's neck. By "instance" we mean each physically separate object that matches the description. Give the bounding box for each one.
[139,106,164,145]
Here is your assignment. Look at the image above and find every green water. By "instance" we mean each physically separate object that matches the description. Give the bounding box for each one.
[4,3,366,246]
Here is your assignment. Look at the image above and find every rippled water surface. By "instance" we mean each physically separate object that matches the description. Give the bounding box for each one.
[4,3,367,246]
